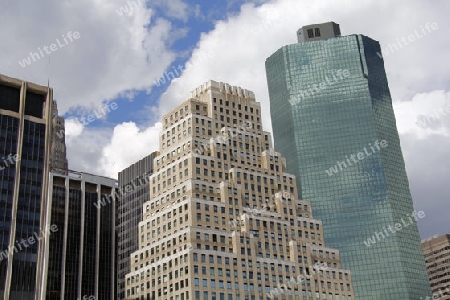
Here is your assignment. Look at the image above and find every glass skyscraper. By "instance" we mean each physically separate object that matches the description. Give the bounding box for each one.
[45,171,117,299]
[265,22,431,299]
[0,74,53,300]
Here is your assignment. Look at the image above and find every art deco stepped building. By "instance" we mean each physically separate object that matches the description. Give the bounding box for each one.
[125,80,354,300]
[266,22,431,299]
[422,234,450,299]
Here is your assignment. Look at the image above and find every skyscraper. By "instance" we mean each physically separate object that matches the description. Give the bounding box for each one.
[422,234,450,299]
[265,22,431,299]
[117,152,157,300]
[125,80,354,300]
[49,100,68,175]
[43,171,117,300]
[0,74,53,299]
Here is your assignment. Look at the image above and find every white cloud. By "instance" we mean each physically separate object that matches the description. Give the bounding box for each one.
[99,122,162,177]
[96,0,450,187]
[65,127,112,174]
[65,118,85,138]
[0,0,183,178]
[2,0,449,237]
[163,0,189,21]
[394,90,450,138]
[155,0,450,238]
[158,0,450,132]
[0,0,177,113]
[65,121,161,178]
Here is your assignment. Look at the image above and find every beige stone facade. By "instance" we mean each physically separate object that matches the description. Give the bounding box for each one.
[422,234,450,299]
[125,80,354,300]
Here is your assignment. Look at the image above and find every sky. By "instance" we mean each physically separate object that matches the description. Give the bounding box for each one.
[0,0,448,240]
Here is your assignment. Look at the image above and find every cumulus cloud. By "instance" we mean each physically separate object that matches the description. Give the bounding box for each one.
[0,0,177,113]
[65,128,113,175]
[156,0,450,238]
[0,0,185,178]
[65,118,85,138]
[158,0,450,135]
[394,90,450,138]
[99,122,162,177]
[1,0,448,237]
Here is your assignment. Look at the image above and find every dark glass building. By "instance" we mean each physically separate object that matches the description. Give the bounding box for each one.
[45,171,117,299]
[266,22,431,299]
[0,74,53,300]
[117,152,156,300]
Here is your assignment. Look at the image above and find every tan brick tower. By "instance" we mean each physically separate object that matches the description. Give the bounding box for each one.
[125,80,354,300]
[422,234,450,299]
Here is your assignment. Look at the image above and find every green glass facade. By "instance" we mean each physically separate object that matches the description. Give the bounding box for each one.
[266,31,431,299]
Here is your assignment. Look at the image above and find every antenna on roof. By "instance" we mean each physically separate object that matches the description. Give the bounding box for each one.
[47,57,50,87]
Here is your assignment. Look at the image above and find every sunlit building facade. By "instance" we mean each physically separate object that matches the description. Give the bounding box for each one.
[422,234,450,299]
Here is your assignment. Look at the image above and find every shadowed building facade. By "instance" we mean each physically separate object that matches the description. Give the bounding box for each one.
[49,100,68,175]
[117,153,157,300]
[265,22,431,299]
[0,74,53,300]
[125,80,354,300]
[44,171,117,300]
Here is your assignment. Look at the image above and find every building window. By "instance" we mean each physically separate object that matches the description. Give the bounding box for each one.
[314,28,321,37]
[307,28,314,38]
